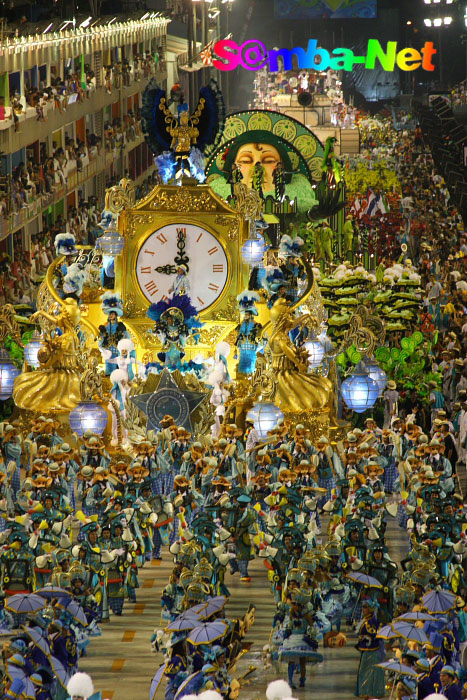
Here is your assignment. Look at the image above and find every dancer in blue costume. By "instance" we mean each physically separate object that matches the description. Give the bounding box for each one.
[355,601,385,698]
[234,290,263,375]
[98,292,130,375]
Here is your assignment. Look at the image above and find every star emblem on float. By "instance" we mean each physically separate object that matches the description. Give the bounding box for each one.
[131,369,206,431]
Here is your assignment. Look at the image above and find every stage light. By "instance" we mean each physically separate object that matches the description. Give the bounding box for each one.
[79,16,92,28]
[69,401,108,436]
[0,352,20,400]
[433,18,443,25]
[424,18,433,25]
[444,16,453,23]
[341,363,379,414]
[246,402,284,439]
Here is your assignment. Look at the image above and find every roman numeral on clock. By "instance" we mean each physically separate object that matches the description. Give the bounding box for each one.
[140,266,151,274]
[144,249,155,256]
[196,232,203,242]
[208,246,219,256]
[156,232,168,244]
[197,296,205,306]
[212,264,224,273]
[144,281,159,296]
[208,283,219,292]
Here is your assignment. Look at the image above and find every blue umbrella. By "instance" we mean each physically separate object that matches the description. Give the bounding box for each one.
[346,572,383,589]
[188,601,209,615]
[391,622,428,645]
[376,661,417,678]
[5,663,26,681]
[22,677,36,700]
[150,662,168,700]
[421,590,456,613]
[63,599,88,626]
[22,626,51,658]
[196,596,228,620]
[376,624,398,640]
[174,670,205,700]
[5,594,45,614]
[50,655,69,689]
[187,620,228,646]
[35,586,72,601]
[204,595,227,610]
[166,612,201,632]
[397,611,436,622]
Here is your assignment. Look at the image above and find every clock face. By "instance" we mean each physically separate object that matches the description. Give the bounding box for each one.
[135,223,229,312]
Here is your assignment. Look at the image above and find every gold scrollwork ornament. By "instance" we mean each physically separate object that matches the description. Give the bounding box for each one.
[105,178,136,215]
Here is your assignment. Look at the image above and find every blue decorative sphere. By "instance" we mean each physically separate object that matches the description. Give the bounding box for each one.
[246,401,284,439]
[363,358,387,396]
[24,340,42,369]
[0,356,20,400]
[303,338,325,369]
[69,401,108,436]
[241,235,265,267]
[341,364,379,414]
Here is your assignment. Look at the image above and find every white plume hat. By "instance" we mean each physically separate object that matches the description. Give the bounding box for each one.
[266,680,293,700]
[67,672,94,699]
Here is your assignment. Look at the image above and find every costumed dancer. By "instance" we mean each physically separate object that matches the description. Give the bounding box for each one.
[355,600,385,699]
[98,292,130,375]
[235,291,263,375]
[53,233,78,298]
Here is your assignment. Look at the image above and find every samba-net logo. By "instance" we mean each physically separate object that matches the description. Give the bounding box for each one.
[213,39,436,73]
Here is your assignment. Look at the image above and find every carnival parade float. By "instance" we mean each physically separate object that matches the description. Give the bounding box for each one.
[0,80,392,447]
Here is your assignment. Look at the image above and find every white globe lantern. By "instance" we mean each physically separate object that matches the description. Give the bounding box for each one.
[303,337,325,369]
[246,401,284,439]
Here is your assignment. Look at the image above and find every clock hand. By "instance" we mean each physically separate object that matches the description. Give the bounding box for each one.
[173,228,189,272]
[155,264,177,275]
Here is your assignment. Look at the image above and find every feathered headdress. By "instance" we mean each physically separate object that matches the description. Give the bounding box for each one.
[54,233,77,257]
[100,291,124,317]
[142,78,225,158]
[147,294,203,333]
[262,266,286,295]
[278,234,304,258]
[63,263,86,296]
[236,290,260,316]
[99,209,117,230]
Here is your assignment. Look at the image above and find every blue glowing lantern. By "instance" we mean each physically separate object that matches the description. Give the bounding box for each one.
[96,229,125,256]
[69,401,108,436]
[23,334,42,369]
[303,337,325,369]
[96,214,124,256]
[0,351,20,400]
[363,357,387,396]
[246,401,284,439]
[241,235,265,267]
[341,362,379,414]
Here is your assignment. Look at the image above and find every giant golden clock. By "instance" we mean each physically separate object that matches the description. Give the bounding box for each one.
[113,181,250,362]
[135,222,229,312]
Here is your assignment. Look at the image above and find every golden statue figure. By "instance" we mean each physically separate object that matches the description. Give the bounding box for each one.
[267,298,332,412]
[169,110,199,153]
[13,298,82,413]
